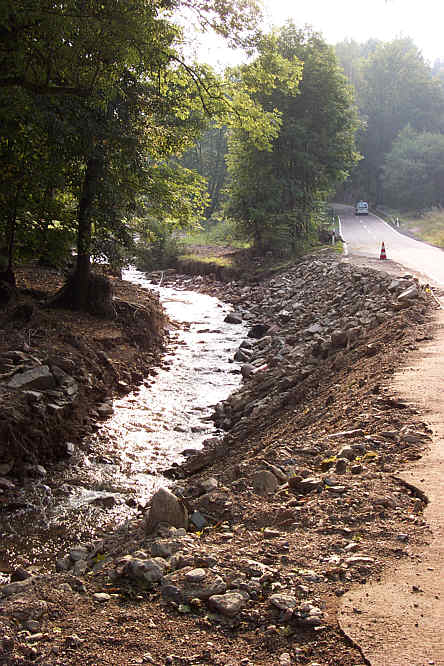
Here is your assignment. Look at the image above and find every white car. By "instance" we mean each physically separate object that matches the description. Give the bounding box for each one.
[355,201,369,215]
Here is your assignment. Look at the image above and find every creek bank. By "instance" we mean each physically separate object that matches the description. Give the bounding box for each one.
[0,252,439,665]
[0,266,167,476]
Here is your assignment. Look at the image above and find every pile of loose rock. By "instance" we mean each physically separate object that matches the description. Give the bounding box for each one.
[213,256,426,436]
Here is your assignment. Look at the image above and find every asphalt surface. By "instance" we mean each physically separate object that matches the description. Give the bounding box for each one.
[335,205,444,287]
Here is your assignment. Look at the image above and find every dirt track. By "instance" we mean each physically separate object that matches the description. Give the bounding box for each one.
[339,307,444,665]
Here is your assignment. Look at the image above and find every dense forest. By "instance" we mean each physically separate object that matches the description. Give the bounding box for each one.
[334,37,444,211]
[0,1,360,312]
[2,3,444,316]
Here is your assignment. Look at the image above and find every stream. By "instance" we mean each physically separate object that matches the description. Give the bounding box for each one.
[0,269,246,575]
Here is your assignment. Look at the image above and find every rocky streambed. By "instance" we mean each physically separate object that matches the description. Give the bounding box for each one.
[0,269,248,571]
[0,253,439,665]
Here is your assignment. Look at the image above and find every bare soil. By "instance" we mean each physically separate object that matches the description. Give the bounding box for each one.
[0,253,443,665]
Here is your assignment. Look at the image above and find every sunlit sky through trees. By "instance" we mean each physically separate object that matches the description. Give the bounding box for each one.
[192,0,444,68]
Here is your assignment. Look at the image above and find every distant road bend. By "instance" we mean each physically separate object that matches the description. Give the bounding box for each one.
[335,204,444,288]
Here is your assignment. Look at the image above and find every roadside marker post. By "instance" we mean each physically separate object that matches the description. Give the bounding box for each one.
[380,242,387,260]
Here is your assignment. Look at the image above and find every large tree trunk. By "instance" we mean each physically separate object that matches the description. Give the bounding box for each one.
[71,155,102,309]
[50,155,114,317]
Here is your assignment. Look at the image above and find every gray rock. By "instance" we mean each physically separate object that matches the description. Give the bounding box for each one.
[56,556,72,572]
[97,403,114,417]
[124,557,168,583]
[225,312,243,324]
[289,476,323,494]
[241,363,255,378]
[145,487,188,532]
[151,537,193,558]
[190,511,208,530]
[8,365,55,391]
[169,551,193,571]
[72,559,88,575]
[263,462,287,483]
[326,485,347,494]
[335,458,348,474]
[69,547,89,562]
[269,594,298,611]
[93,593,111,602]
[0,578,34,598]
[398,285,419,302]
[330,330,348,347]
[337,445,355,461]
[199,478,219,494]
[162,567,226,601]
[234,349,252,363]
[252,470,280,496]
[345,555,375,566]
[208,591,247,617]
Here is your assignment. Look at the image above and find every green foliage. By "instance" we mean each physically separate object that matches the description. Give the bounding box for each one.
[180,125,228,218]
[225,24,359,254]
[133,218,185,271]
[383,126,444,211]
[335,37,444,204]
[132,163,208,270]
[182,218,248,247]
[399,209,444,249]
[1,0,290,310]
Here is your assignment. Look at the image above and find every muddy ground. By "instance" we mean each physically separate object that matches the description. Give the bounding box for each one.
[0,254,441,665]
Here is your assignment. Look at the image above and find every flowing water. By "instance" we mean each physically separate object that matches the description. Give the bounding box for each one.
[0,270,246,574]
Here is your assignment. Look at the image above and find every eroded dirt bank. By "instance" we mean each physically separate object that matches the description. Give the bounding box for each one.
[0,253,441,665]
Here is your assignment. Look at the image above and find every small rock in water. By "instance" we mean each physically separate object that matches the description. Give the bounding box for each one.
[224,312,243,324]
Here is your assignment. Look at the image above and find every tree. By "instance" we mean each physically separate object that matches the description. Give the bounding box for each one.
[180,124,228,218]
[342,38,444,204]
[1,0,282,312]
[225,24,360,253]
[383,126,444,210]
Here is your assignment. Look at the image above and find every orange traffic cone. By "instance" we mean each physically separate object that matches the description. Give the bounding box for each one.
[379,242,387,260]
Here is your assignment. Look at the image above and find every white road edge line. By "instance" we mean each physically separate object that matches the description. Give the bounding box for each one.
[338,216,348,256]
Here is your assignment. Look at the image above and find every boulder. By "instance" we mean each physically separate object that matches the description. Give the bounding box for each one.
[7,365,55,391]
[145,488,188,532]
[289,476,323,494]
[248,323,269,339]
[224,312,243,324]
[252,470,280,496]
[123,557,167,583]
[208,591,247,617]
[269,594,298,611]
[398,285,419,302]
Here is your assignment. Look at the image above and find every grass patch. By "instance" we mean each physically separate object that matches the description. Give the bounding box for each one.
[178,253,235,268]
[400,210,444,249]
[181,220,250,249]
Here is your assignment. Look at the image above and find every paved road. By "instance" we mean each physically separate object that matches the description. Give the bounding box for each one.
[335,204,444,287]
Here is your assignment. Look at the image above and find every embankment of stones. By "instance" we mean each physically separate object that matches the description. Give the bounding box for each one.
[172,253,431,476]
